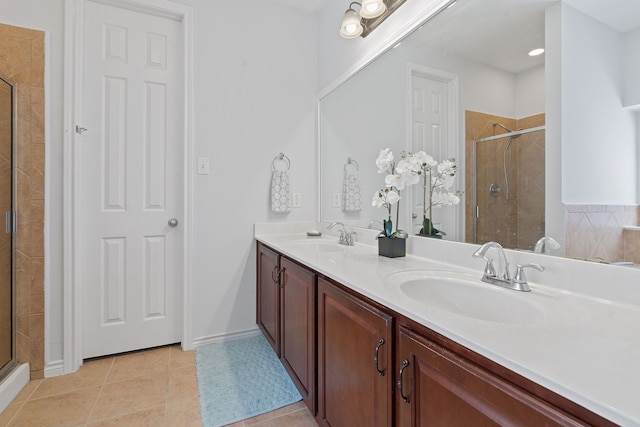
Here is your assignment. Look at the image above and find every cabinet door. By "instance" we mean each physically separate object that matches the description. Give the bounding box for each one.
[256,243,280,356]
[280,257,317,414]
[317,277,393,427]
[396,326,585,427]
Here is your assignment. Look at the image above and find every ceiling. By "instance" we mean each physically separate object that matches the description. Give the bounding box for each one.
[402,0,640,75]
[563,0,640,33]
[264,0,329,13]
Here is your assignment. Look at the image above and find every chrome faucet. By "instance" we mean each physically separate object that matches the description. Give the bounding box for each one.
[472,241,544,292]
[327,222,356,246]
[533,236,560,254]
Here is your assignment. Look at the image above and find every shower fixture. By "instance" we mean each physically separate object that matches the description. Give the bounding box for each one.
[493,122,522,201]
[493,122,513,133]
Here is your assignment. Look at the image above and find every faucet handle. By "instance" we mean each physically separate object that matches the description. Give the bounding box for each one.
[483,259,497,278]
[346,231,357,246]
[512,263,544,291]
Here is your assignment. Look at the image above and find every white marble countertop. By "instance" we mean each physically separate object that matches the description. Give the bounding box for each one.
[255,224,640,426]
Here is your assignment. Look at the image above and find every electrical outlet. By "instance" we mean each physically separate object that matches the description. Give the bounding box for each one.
[292,193,301,208]
[197,157,210,175]
[332,193,341,208]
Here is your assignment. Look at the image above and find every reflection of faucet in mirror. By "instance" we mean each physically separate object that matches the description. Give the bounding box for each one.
[328,221,357,246]
[534,237,561,254]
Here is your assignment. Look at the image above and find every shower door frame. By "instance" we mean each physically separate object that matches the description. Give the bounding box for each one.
[0,74,17,382]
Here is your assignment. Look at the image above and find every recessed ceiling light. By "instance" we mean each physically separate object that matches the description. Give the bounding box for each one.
[528,48,545,57]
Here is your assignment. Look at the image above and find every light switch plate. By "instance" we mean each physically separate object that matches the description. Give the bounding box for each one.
[197,157,210,175]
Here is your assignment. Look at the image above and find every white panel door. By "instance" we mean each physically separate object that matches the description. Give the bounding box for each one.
[81,0,184,359]
[410,73,456,237]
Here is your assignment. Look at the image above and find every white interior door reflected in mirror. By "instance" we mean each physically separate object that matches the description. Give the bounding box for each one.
[409,66,460,240]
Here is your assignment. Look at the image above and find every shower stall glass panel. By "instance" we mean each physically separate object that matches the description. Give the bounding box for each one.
[473,127,545,250]
[0,77,15,379]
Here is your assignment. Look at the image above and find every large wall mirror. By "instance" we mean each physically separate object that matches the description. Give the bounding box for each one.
[320,0,640,264]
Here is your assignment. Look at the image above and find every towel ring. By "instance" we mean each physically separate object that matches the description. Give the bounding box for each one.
[272,152,291,171]
[344,157,359,174]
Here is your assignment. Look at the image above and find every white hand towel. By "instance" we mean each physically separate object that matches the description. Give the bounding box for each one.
[271,169,291,213]
[342,170,361,212]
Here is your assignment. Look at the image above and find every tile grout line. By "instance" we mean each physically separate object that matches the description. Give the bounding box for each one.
[84,357,115,426]
[4,379,42,426]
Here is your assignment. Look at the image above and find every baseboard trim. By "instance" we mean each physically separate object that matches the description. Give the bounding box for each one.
[0,363,30,414]
[192,327,261,348]
[44,360,65,378]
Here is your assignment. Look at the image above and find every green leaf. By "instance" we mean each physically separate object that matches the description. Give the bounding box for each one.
[383,219,393,237]
[419,218,441,236]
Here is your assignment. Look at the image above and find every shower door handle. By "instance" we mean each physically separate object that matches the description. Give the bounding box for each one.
[5,211,16,235]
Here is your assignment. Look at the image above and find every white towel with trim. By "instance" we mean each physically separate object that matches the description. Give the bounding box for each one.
[342,170,361,212]
[271,169,291,213]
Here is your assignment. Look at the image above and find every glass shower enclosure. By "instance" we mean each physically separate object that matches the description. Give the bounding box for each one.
[471,125,546,251]
[0,76,15,380]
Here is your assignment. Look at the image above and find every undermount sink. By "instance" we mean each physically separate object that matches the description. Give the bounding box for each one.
[385,270,546,324]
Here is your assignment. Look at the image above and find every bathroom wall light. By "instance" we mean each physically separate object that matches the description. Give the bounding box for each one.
[340,0,407,39]
[340,3,364,39]
[360,0,386,19]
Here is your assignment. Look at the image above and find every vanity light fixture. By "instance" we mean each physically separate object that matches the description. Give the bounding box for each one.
[340,3,364,39]
[528,48,545,56]
[360,0,386,19]
[340,0,408,39]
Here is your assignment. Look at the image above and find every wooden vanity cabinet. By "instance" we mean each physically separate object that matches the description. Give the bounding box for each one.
[395,326,588,427]
[257,243,280,355]
[279,256,317,414]
[256,243,317,413]
[258,242,617,427]
[317,277,394,427]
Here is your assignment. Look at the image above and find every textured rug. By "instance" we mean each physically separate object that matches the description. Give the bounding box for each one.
[195,334,302,427]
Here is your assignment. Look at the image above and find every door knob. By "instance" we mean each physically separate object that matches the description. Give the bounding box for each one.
[168,218,179,227]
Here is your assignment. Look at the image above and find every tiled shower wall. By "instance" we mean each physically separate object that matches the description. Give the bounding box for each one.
[0,23,45,379]
[564,204,640,264]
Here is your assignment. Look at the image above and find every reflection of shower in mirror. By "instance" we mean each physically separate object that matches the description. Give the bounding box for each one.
[467,111,546,251]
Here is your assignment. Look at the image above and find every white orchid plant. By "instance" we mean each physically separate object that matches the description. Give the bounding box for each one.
[372,148,418,238]
[372,148,462,238]
[414,154,462,237]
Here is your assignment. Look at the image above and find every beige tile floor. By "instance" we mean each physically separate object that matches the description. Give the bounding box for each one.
[0,345,316,427]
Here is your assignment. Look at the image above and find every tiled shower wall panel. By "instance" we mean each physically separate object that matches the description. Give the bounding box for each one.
[0,23,45,379]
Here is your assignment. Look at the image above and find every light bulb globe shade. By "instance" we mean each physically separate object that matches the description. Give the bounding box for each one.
[360,0,386,19]
[340,8,363,39]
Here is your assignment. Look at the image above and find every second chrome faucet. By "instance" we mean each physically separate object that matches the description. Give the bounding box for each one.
[472,241,544,292]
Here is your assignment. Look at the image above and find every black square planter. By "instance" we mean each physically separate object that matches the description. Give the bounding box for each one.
[378,237,406,258]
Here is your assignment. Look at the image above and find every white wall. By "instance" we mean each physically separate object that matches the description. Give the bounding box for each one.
[1,0,318,367]
[623,27,640,108]
[178,0,318,344]
[515,64,545,119]
[561,3,637,204]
